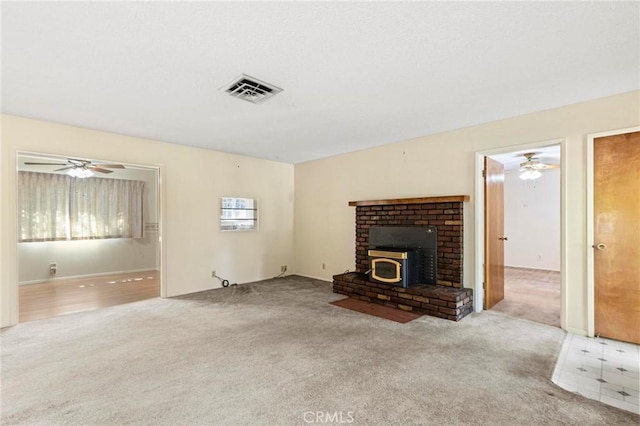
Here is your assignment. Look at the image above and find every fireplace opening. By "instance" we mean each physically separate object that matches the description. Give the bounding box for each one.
[367,226,437,287]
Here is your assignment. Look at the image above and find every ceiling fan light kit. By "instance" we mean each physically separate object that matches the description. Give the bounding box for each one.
[66,168,94,178]
[519,169,542,180]
[516,152,559,180]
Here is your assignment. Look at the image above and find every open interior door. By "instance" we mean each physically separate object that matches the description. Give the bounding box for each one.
[484,157,505,309]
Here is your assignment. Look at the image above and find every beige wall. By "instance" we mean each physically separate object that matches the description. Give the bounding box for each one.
[294,91,639,335]
[1,115,295,327]
[2,91,638,332]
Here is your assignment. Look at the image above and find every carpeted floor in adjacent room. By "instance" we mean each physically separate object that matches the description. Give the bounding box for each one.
[492,266,561,327]
[1,276,637,425]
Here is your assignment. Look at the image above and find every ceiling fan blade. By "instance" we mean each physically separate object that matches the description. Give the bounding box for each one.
[67,158,89,164]
[90,167,114,174]
[24,162,68,166]
[54,166,74,172]
[95,164,125,169]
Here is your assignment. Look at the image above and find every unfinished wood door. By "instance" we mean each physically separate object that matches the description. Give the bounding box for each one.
[594,131,640,344]
[484,157,505,309]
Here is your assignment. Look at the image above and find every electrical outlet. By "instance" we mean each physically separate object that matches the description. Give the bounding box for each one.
[49,263,57,275]
[538,255,542,261]
[281,265,287,273]
[322,263,326,270]
[211,270,216,278]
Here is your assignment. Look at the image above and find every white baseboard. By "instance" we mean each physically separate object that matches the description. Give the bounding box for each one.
[505,265,561,273]
[19,268,159,285]
[293,273,333,283]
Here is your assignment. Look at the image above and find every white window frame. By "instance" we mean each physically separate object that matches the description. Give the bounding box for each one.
[220,197,258,231]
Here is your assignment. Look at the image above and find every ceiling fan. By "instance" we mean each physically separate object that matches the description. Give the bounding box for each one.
[24,158,125,178]
[518,152,559,180]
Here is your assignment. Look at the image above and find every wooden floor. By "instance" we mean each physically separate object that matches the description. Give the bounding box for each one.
[19,270,160,323]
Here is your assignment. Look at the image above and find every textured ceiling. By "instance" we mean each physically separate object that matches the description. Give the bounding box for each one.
[2,2,638,164]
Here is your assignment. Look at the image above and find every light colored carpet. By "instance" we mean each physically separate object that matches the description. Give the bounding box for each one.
[1,276,637,425]
[492,267,561,327]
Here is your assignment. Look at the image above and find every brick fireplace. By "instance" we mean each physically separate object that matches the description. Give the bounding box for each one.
[333,195,473,321]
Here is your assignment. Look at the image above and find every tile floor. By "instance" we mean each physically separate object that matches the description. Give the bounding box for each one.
[552,333,640,414]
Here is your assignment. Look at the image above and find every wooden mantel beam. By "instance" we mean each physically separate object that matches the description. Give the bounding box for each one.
[348,195,470,207]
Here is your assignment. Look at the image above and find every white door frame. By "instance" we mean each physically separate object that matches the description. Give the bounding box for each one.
[474,138,567,330]
[585,126,640,337]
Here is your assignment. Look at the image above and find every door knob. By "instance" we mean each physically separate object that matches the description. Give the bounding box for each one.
[594,243,607,251]
[498,237,508,241]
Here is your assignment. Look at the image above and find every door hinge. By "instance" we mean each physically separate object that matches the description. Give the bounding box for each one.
[482,281,486,289]
[482,170,486,178]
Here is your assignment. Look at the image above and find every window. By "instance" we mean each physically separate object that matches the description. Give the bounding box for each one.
[18,171,144,242]
[220,197,257,231]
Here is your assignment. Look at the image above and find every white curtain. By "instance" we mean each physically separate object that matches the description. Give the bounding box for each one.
[70,177,144,239]
[18,171,71,241]
[18,171,145,242]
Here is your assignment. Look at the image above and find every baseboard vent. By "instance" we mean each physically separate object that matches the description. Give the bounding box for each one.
[223,74,282,104]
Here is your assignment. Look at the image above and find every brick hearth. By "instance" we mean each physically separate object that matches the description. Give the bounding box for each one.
[333,195,473,322]
[333,272,473,321]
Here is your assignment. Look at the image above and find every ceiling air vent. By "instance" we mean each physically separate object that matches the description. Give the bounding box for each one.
[223,74,282,104]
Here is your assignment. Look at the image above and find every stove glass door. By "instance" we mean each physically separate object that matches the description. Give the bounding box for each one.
[371,258,401,283]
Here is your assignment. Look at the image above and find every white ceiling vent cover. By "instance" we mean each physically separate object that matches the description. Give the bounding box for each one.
[223,74,282,104]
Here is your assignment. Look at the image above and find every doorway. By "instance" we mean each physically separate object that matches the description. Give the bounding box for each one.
[16,152,162,322]
[475,141,564,327]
